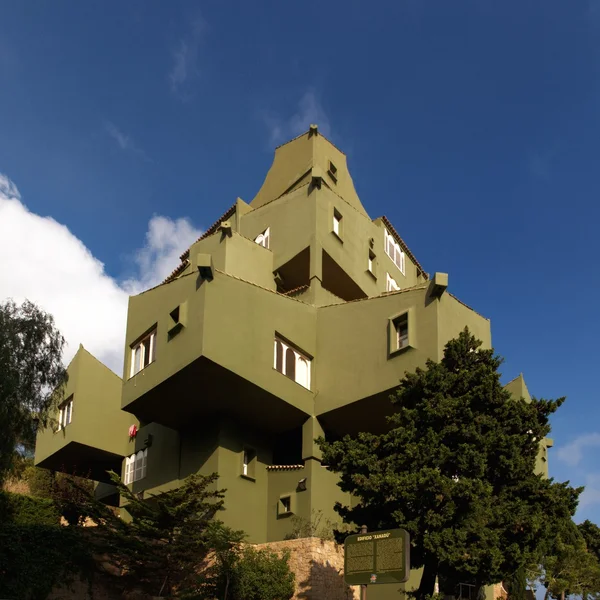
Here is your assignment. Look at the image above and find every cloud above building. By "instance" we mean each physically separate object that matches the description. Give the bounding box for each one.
[0,172,201,375]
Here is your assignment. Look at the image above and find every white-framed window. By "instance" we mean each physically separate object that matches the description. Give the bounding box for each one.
[384,229,406,275]
[57,396,74,431]
[394,314,409,350]
[386,273,400,292]
[130,329,156,377]
[273,337,311,390]
[124,449,148,484]
[255,227,270,249]
[333,209,342,237]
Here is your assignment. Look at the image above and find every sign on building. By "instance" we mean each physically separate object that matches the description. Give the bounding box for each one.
[344,528,410,586]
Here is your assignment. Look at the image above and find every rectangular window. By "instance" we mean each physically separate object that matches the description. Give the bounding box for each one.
[368,249,376,276]
[395,314,409,350]
[332,209,342,238]
[130,328,157,377]
[386,273,400,292]
[384,229,406,275]
[254,227,270,249]
[273,336,311,390]
[242,448,256,479]
[278,495,294,516]
[57,395,74,431]
[124,449,148,484]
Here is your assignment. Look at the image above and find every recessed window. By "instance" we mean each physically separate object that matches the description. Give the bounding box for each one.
[242,448,257,479]
[368,250,376,276]
[130,328,157,377]
[278,495,293,516]
[274,337,311,390]
[57,395,73,431]
[170,306,180,325]
[124,449,147,484]
[386,273,400,292]
[328,161,338,182]
[255,227,270,249]
[394,314,409,350]
[332,209,343,239]
[384,229,406,275]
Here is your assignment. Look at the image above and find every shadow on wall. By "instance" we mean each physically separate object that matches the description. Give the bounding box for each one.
[298,558,358,600]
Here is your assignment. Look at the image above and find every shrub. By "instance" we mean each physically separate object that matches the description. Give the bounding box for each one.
[230,546,295,600]
[0,490,59,525]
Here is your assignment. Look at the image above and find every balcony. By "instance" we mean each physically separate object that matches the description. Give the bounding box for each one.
[35,346,135,484]
[121,268,315,433]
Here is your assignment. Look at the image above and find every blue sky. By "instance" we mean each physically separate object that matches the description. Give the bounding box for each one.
[1,1,599,523]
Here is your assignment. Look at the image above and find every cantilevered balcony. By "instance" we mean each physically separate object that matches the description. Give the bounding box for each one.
[35,346,135,484]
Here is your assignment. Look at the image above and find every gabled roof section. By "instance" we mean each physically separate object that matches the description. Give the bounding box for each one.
[504,374,532,403]
[163,202,237,285]
[251,125,370,217]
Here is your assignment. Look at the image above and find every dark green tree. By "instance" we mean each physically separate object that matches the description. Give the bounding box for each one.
[83,471,233,598]
[0,299,67,483]
[530,519,600,600]
[579,520,600,563]
[318,328,581,600]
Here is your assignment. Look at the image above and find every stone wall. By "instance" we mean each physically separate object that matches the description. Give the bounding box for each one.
[255,537,360,600]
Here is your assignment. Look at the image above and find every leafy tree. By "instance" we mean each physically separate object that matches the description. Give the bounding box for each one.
[82,471,232,598]
[318,328,581,600]
[197,524,295,600]
[579,520,600,563]
[0,299,67,484]
[530,519,600,600]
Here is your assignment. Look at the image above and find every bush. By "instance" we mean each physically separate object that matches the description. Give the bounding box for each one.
[0,490,59,525]
[230,546,295,600]
[0,524,92,600]
[22,465,55,498]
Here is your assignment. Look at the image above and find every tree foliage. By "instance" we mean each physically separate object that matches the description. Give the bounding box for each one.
[530,519,600,600]
[318,328,581,599]
[82,470,234,597]
[195,522,295,600]
[0,299,67,483]
[579,520,600,563]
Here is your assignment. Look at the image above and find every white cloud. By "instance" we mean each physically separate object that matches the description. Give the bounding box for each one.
[556,432,600,467]
[104,121,151,162]
[579,473,600,510]
[169,17,206,98]
[0,172,201,375]
[263,90,332,146]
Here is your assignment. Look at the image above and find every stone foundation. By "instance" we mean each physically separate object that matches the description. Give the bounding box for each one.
[255,537,360,600]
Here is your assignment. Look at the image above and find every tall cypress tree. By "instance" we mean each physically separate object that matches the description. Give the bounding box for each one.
[319,328,581,600]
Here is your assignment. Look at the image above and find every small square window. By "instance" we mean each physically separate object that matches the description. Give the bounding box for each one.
[278,495,294,517]
[328,161,338,182]
[333,209,343,240]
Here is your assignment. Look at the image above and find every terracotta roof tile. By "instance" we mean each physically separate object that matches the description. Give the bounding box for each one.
[266,465,305,471]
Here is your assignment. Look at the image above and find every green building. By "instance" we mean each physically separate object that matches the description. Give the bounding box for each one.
[35,126,551,595]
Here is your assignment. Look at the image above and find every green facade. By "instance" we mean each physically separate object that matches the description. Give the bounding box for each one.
[35,126,548,596]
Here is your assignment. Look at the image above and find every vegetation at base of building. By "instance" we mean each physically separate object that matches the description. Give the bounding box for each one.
[0,489,60,525]
[23,465,95,525]
[284,508,337,540]
[318,328,582,600]
[0,489,93,600]
[196,524,295,600]
[0,299,68,485]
